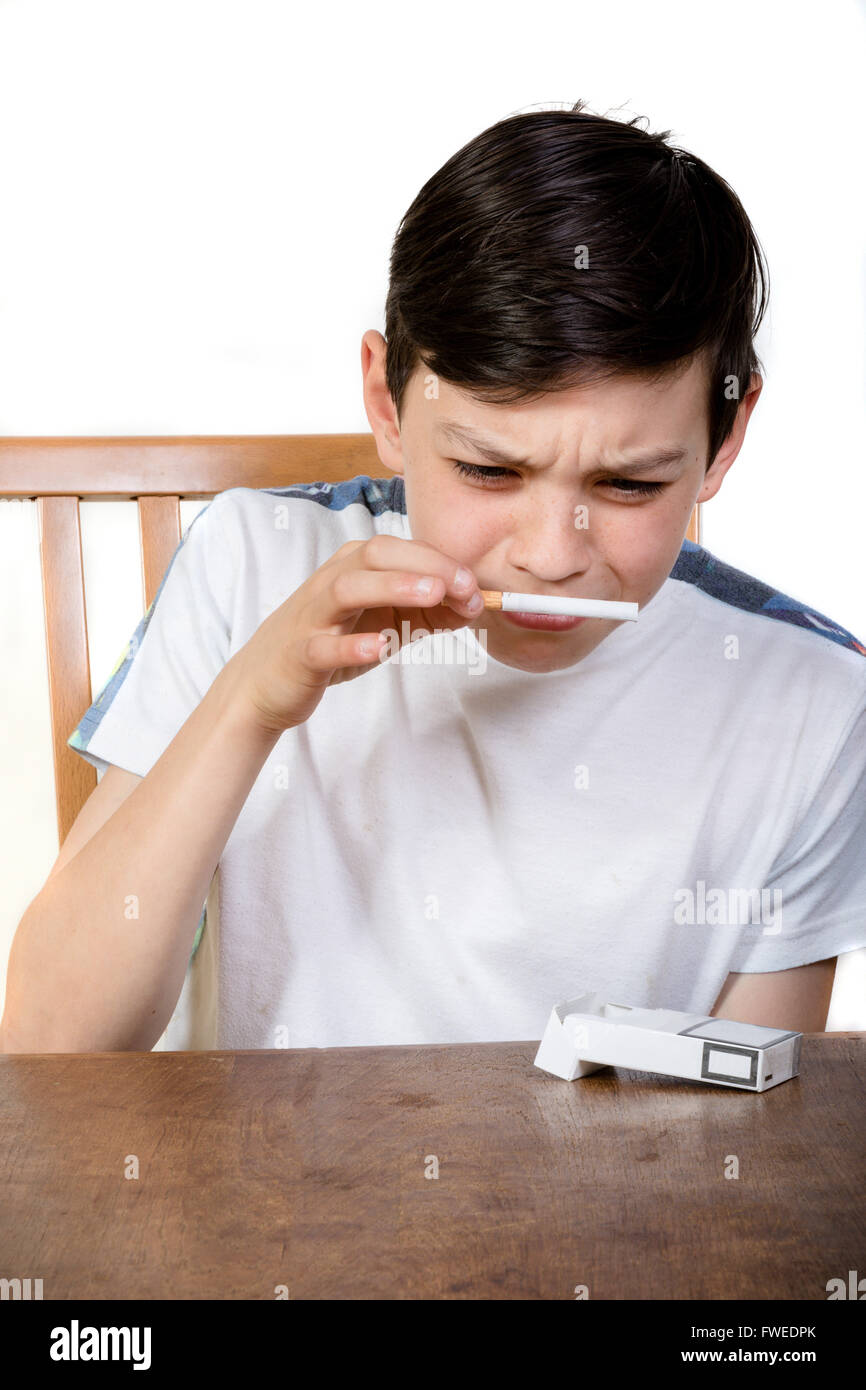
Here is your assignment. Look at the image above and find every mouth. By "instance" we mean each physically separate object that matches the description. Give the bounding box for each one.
[500,611,588,632]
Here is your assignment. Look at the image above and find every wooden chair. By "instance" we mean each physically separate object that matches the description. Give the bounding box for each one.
[0,435,701,850]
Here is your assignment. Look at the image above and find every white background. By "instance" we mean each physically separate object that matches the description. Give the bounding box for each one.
[1,0,864,1027]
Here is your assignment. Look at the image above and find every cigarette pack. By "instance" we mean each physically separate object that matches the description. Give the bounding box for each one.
[534,991,802,1091]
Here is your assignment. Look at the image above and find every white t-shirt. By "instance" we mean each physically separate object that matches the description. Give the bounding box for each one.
[68,475,866,1050]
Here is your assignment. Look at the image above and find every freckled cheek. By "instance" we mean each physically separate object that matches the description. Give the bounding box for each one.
[409,517,470,569]
[420,498,500,564]
[593,516,671,584]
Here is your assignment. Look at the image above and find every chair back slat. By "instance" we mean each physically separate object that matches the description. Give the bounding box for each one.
[0,434,382,495]
[138,496,181,612]
[37,496,98,845]
[1,435,701,849]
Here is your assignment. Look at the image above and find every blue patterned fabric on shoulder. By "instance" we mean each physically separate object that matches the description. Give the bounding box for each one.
[261,474,407,517]
[671,540,866,656]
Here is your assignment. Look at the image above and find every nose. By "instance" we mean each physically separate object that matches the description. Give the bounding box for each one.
[506,496,595,583]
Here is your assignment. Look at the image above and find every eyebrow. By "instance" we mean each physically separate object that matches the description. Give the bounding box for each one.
[435,421,688,475]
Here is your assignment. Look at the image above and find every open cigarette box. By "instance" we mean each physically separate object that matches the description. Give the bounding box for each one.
[534,991,802,1091]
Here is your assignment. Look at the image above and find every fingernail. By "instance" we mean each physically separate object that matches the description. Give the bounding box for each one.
[454,567,473,591]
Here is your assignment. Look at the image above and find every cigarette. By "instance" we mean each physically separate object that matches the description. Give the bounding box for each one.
[480,590,639,621]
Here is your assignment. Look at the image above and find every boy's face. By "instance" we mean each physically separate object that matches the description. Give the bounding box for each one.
[362,330,760,673]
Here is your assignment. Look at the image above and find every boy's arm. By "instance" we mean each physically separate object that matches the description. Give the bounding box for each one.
[710,957,837,1034]
[0,662,280,1054]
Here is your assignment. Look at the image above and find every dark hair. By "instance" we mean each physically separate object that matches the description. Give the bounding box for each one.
[384,100,769,469]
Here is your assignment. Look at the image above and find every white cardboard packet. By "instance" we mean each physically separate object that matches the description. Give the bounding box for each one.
[534,991,802,1091]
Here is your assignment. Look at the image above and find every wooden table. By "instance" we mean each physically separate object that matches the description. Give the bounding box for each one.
[1,1035,863,1300]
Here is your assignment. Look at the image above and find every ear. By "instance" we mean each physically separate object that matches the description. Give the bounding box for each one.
[361,329,404,476]
[699,372,763,502]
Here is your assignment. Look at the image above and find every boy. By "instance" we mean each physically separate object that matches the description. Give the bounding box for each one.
[3,101,865,1053]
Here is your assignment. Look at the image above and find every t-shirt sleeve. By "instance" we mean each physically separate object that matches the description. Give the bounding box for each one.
[726,688,866,972]
[67,492,234,778]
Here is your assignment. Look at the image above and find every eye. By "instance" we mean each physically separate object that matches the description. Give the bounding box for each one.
[604,479,667,497]
[452,461,513,484]
[452,460,667,498]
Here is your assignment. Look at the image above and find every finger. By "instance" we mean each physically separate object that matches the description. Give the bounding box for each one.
[303,628,389,672]
[325,567,481,623]
[349,535,483,615]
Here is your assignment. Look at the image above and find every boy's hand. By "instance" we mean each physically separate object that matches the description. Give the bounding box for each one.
[225,534,484,735]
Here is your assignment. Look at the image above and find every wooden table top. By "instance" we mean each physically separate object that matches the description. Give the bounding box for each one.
[1,1035,864,1300]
